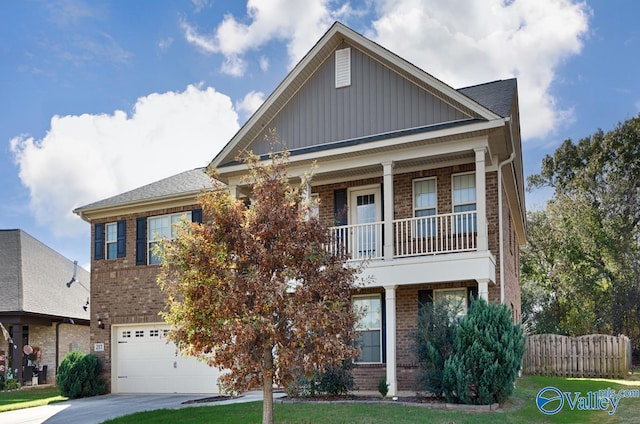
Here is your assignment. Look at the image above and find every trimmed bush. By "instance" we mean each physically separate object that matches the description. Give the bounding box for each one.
[412,297,463,397]
[56,351,106,398]
[286,360,355,397]
[442,298,525,405]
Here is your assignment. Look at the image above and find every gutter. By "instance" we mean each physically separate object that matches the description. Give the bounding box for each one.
[498,117,516,304]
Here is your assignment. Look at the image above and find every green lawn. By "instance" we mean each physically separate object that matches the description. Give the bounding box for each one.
[0,386,66,412]
[102,375,640,424]
[3,376,639,423]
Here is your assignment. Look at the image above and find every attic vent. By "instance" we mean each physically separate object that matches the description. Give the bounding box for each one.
[335,48,351,88]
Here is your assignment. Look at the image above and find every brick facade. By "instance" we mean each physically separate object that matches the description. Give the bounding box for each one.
[312,164,521,391]
[89,204,198,392]
[88,162,521,394]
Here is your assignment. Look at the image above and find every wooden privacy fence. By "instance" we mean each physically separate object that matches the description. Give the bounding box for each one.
[522,334,631,378]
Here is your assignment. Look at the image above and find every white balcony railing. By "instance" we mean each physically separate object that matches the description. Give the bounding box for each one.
[393,211,477,258]
[329,211,477,260]
[329,221,384,260]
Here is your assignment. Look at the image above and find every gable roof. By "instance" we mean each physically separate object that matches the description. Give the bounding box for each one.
[0,229,90,320]
[209,21,504,171]
[74,168,215,220]
[457,79,517,118]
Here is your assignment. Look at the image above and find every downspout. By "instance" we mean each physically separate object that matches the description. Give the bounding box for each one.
[498,117,516,304]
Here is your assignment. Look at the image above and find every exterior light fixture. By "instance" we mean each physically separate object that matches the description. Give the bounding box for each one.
[97,318,105,330]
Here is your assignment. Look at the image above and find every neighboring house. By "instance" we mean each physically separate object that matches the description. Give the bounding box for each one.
[0,229,90,386]
[74,22,525,396]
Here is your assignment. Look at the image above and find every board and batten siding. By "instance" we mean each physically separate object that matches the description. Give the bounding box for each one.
[247,44,469,155]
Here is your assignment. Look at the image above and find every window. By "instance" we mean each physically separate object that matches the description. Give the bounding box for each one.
[353,295,382,363]
[148,211,192,265]
[413,178,437,236]
[106,223,117,259]
[434,289,467,319]
[94,220,125,260]
[309,193,320,219]
[452,173,476,233]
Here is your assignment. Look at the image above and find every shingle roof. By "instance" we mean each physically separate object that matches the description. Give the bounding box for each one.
[74,168,215,212]
[457,79,517,118]
[0,229,90,319]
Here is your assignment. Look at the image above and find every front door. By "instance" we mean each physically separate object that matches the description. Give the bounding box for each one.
[349,186,382,259]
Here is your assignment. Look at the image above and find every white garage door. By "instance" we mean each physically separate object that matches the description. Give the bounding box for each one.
[115,323,224,394]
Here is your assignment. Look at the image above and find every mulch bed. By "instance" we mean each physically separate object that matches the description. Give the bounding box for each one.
[278,394,501,411]
[182,395,240,404]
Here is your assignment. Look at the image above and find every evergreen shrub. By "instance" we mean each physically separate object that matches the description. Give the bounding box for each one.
[442,298,525,405]
[56,351,106,398]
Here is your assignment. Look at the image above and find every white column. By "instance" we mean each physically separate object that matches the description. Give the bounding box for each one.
[474,148,488,251]
[477,279,490,301]
[382,161,395,260]
[384,285,397,396]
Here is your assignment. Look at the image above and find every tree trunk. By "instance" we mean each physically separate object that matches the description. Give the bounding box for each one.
[262,347,274,424]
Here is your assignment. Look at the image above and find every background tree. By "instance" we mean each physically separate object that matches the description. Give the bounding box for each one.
[157,150,360,424]
[525,115,640,353]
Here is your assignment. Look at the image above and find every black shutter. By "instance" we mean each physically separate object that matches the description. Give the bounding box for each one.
[116,220,126,258]
[418,289,433,309]
[136,217,147,266]
[94,223,105,260]
[334,189,348,226]
[192,208,202,224]
[468,286,478,309]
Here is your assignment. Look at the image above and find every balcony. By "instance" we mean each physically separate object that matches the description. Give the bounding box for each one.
[329,211,478,260]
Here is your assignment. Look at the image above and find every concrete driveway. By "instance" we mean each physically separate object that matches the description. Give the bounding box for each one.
[0,391,280,424]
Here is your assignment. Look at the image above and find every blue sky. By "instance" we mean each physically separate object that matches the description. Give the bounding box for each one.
[1,0,639,270]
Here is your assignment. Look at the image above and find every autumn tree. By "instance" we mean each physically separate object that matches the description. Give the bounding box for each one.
[157,150,360,424]
[524,115,640,348]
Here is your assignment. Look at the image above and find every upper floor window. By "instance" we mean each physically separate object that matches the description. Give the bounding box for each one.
[106,223,118,259]
[353,294,382,363]
[413,178,437,237]
[148,211,192,265]
[94,220,125,261]
[452,173,476,233]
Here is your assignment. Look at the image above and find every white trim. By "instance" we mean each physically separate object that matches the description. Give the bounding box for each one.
[147,211,192,265]
[105,222,117,260]
[451,171,476,213]
[384,286,397,396]
[352,293,383,364]
[413,177,438,217]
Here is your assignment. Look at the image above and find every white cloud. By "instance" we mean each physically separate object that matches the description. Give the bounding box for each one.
[180,0,339,75]
[259,55,269,72]
[10,85,240,237]
[191,0,210,13]
[369,0,590,140]
[235,90,265,120]
[158,37,174,53]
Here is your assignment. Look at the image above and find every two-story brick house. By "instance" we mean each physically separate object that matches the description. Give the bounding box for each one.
[74,22,525,396]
